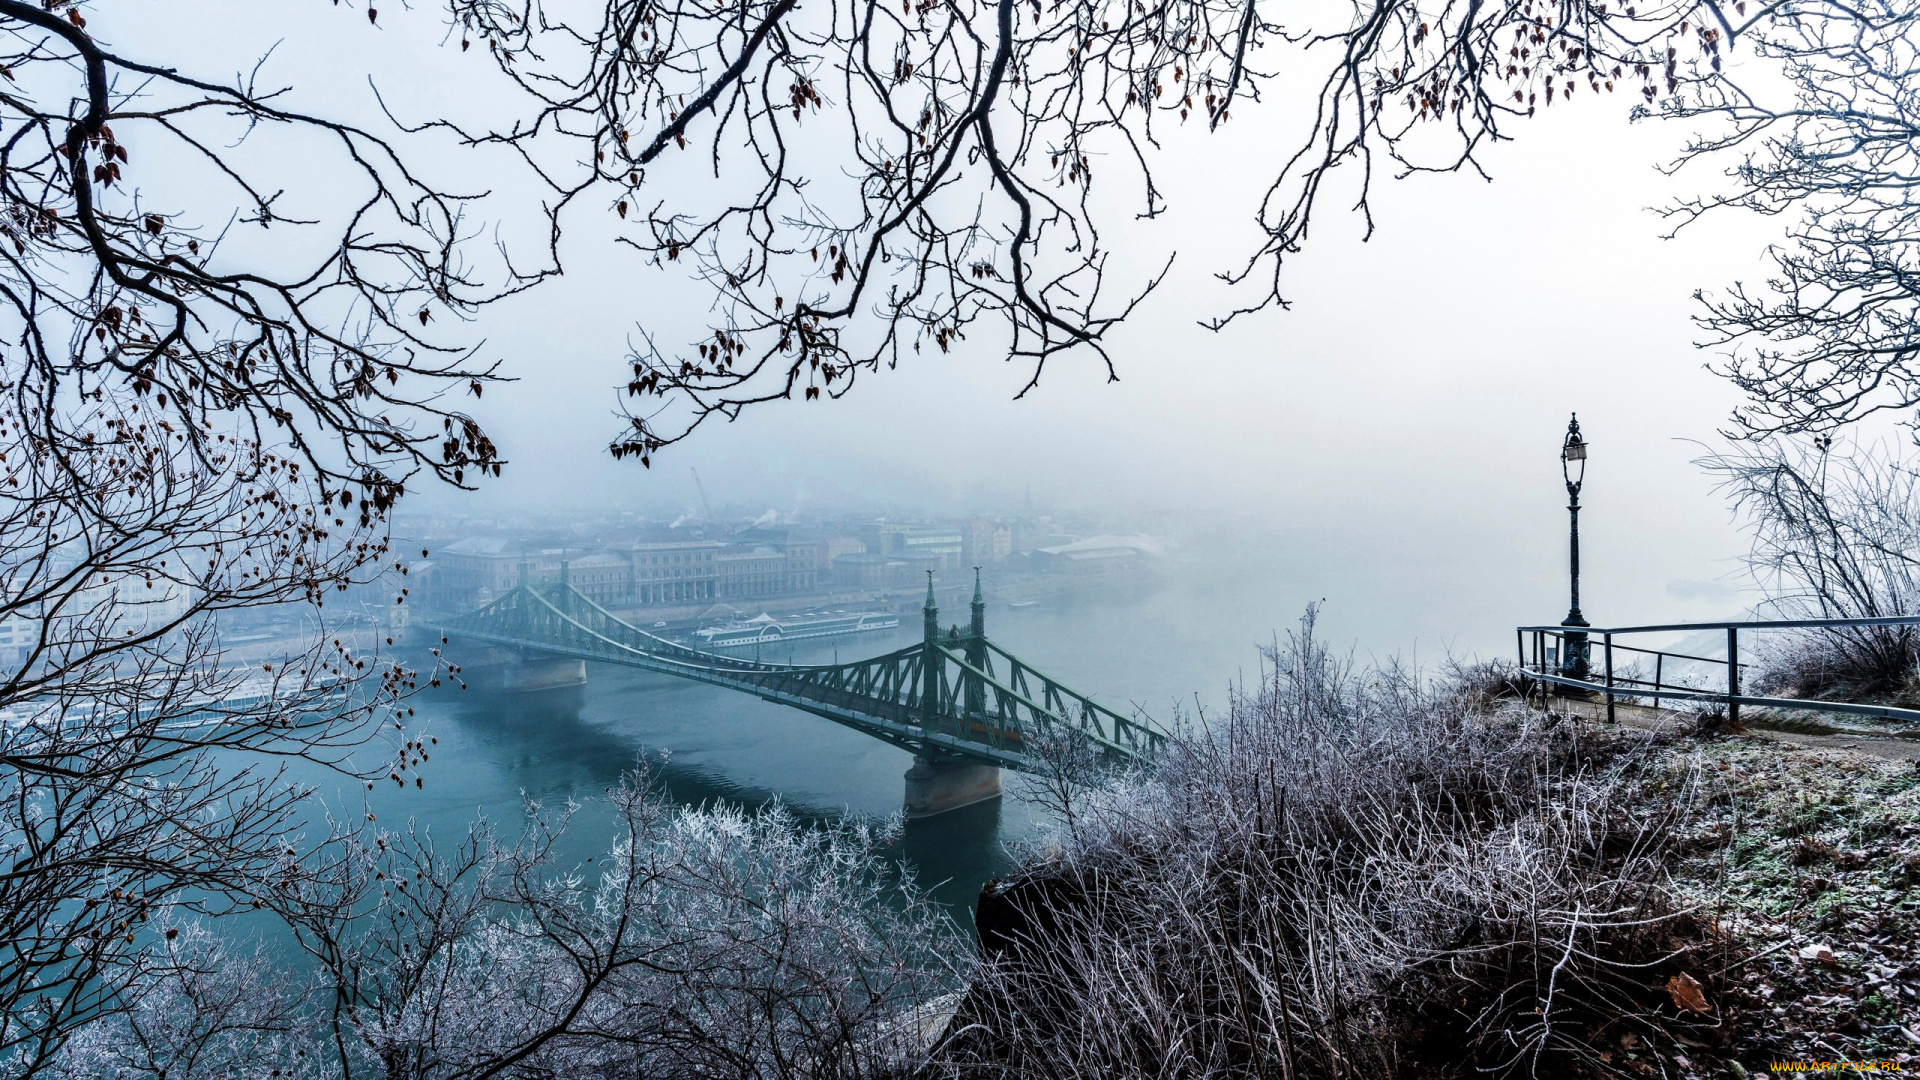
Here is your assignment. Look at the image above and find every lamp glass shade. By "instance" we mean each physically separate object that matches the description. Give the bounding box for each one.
[1562,437,1587,462]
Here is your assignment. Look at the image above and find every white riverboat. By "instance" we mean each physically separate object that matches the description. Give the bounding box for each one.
[691,610,900,649]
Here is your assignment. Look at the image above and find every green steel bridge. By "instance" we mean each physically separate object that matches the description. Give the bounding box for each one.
[416,573,1166,776]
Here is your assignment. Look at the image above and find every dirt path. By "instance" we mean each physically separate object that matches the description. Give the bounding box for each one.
[1540,694,1920,762]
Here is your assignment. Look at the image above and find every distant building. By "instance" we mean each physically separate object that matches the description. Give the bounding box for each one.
[0,613,36,667]
[824,536,867,562]
[727,529,824,594]
[406,559,447,611]
[425,514,1161,615]
[628,539,722,605]
[426,537,552,607]
[894,526,964,571]
[565,552,632,606]
[1,572,200,666]
[833,553,913,591]
[715,544,786,599]
[1010,518,1041,554]
[962,519,1011,565]
[855,523,960,569]
[780,539,821,593]
[861,522,913,561]
[1030,534,1164,578]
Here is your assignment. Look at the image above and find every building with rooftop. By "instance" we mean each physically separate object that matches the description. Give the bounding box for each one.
[1030,534,1164,578]
[627,539,723,605]
[714,544,786,599]
[894,526,964,571]
[565,552,632,606]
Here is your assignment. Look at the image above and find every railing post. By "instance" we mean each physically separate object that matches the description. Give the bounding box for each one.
[1727,627,1741,728]
[1521,628,1535,709]
[1534,630,1546,709]
[1603,633,1615,724]
[1653,652,1664,711]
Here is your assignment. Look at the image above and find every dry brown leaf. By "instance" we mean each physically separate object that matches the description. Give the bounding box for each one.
[1666,972,1711,1014]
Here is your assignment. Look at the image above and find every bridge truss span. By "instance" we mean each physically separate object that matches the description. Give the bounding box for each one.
[417,573,1165,773]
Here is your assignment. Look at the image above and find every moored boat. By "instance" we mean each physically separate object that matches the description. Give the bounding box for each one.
[691,610,900,649]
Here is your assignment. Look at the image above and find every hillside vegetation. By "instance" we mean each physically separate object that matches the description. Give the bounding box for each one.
[924,619,1920,1079]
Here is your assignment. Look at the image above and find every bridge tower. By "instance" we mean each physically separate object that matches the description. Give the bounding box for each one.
[969,567,986,642]
[903,569,1002,818]
[964,568,986,716]
[472,557,586,692]
[920,571,940,725]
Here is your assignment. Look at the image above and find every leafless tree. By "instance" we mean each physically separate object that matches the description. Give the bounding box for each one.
[0,3,540,1073]
[1683,5,1920,440]
[1007,707,1158,843]
[1704,436,1920,702]
[1183,0,1920,440]
[36,928,307,1080]
[440,0,1247,460]
[443,0,1920,452]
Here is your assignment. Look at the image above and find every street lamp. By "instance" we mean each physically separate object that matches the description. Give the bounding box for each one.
[1560,414,1590,678]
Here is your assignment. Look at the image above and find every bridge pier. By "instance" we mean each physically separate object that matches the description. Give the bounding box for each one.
[442,631,591,693]
[903,756,1002,819]
[500,657,586,692]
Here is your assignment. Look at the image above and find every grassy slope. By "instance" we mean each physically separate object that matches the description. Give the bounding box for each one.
[1656,732,1920,1068]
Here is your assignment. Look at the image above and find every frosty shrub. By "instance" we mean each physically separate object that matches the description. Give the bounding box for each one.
[933,607,1730,1080]
[1437,655,1533,708]
[47,766,961,1080]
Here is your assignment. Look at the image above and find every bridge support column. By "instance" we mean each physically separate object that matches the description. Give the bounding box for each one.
[903,756,1001,819]
[500,657,587,693]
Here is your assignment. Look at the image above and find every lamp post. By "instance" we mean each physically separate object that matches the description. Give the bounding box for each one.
[1560,414,1591,678]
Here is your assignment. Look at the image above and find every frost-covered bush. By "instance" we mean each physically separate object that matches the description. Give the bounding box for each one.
[934,608,1727,1080]
[47,767,960,1080]
[1753,624,1920,708]
[44,930,306,1080]
[1438,655,1533,707]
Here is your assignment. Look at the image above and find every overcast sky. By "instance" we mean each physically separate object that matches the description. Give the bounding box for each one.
[102,1,1838,658]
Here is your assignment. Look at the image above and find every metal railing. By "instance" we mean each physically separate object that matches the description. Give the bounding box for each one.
[1516,616,1920,726]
